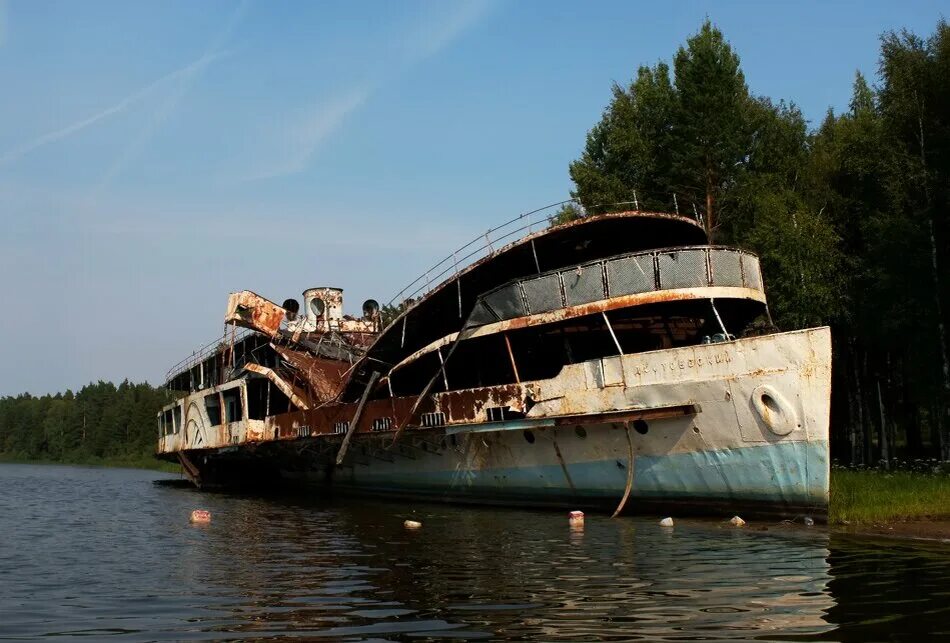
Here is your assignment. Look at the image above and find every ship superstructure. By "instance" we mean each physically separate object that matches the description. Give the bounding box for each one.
[157,205,830,518]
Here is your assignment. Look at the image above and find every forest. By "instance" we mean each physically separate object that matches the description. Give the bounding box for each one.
[0,381,171,466]
[559,18,950,465]
[1,19,948,468]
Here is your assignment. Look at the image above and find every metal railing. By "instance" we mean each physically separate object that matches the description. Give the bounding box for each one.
[385,200,576,308]
[163,326,253,386]
[469,246,763,324]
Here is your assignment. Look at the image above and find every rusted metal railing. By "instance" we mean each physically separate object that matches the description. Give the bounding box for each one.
[385,200,577,308]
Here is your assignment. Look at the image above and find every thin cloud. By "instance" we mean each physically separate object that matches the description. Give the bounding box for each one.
[403,0,494,63]
[0,51,224,168]
[248,0,494,180]
[245,87,371,180]
[91,0,249,193]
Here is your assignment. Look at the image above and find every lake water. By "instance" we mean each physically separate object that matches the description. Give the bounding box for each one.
[1,464,948,641]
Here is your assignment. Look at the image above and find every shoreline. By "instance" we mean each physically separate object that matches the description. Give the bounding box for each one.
[0,455,180,473]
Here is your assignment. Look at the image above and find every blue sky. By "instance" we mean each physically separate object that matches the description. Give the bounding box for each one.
[0,0,946,395]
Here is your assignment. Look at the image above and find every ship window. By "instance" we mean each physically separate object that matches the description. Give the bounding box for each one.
[633,419,649,435]
[310,298,325,317]
[247,379,268,420]
[205,395,222,427]
[223,389,243,423]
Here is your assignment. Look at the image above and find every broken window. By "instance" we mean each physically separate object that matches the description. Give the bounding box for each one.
[205,395,222,426]
[223,388,242,423]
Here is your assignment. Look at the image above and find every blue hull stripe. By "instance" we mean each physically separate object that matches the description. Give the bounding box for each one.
[337,440,829,507]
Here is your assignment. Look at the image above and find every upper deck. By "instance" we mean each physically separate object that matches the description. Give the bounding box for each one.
[342,208,708,399]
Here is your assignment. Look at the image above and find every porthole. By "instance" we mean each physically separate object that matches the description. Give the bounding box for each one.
[523,430,535,444]
[310,297,326,317]
[575,426,587,439]
[633,419,649,435]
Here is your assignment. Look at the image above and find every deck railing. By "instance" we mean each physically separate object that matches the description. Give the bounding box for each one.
[163,326,253,386]
[469,246,763,324]
[385,200,580,308]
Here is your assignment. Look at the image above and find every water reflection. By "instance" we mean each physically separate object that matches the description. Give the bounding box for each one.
[1,464,948,641]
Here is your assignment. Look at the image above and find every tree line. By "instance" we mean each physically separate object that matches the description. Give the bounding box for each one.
[560,19,950,464]
[0,381,171,464]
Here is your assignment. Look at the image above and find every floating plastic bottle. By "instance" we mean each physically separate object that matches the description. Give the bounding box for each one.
[404,520,422,529]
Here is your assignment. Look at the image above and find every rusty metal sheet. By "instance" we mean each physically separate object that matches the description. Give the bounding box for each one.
[274,346,350,403]
[225,291,285,336]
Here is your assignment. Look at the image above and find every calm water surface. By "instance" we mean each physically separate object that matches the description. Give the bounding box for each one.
[1,464,948,641]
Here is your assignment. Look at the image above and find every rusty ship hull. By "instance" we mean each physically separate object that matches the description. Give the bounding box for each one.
[156,208,831,519]
[158,327,829,517]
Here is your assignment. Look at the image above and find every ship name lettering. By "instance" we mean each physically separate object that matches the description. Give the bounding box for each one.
[633,352,732,377]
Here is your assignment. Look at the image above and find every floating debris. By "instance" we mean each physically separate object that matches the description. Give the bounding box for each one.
[659,517,674,527]
[189,509,211,524]
[404,520,422,529]
[804,516,815,526]
[730,515,746,526]
[569,510,584,526]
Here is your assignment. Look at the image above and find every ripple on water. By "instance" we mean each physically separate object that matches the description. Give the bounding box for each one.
[0,463,949,641]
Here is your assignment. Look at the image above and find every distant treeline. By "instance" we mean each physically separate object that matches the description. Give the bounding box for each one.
[0,381,171,464]
[560,19,950,464]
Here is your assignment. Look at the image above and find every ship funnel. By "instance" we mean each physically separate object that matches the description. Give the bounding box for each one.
[303,287,343,322]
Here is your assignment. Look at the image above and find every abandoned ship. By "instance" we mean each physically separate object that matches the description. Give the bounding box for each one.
[156,204,831,518]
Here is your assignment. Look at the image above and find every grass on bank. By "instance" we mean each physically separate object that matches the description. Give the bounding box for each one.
[830,470,950,525]
[0,451,181,473]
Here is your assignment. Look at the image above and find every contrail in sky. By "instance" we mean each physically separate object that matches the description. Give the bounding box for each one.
[0,52,225,168]
[93,0,250,192]
[0,0,248,172]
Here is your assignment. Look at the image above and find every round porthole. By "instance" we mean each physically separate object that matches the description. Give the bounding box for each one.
[523,430,535,444]
[575,426,587,439]
[310,297,326,317]
[633,419,649,435]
